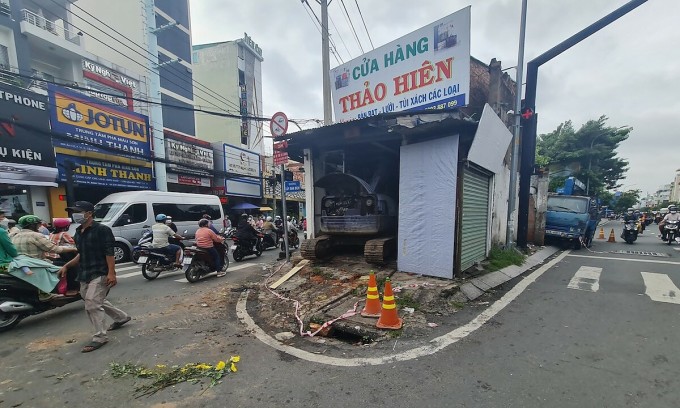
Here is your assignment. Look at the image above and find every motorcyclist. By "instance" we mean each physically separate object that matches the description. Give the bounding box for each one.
[623,208,638,223]
[660,205,680,241]
[202,214,220,234]
[165,216,184,249]
[236,213,259,251]
[195,219,226,276]
[262,216,277,246]
[151,214,183,266]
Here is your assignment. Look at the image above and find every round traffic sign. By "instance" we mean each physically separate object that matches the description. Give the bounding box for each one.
[270,112,289,137]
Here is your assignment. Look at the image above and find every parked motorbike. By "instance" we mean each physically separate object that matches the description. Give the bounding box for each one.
[231,234,264,262]
[182,242,230,283]
[663,220,679,245]
[137,230,187,280]
[622,220,638,244]
[280,229,300,250]
[0,274,81,332]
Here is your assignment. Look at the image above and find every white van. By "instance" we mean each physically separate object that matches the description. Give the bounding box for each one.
[87,191,225,263]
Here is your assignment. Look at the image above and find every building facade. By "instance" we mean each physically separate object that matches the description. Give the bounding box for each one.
[192,34,264,154]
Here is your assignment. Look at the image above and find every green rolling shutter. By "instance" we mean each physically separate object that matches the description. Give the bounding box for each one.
[460,167,491,271]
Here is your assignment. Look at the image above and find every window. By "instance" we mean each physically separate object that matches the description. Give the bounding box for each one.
[0,45,9,69]
[152,203,221,222]
[125,203,148,224]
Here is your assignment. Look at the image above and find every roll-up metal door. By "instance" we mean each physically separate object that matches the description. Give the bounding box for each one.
[460,166,491,271]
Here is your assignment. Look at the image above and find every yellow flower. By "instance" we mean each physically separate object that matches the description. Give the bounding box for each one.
[180,368,188,373]
[230,362,238,372]
[215,361,226,371]
[156,364,167,369]
[230,356,240,363]
[195,363,212,370]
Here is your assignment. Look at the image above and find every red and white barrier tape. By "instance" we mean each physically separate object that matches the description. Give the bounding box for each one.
[263,262,360,338]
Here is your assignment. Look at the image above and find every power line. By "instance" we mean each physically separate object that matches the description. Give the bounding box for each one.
[328,13,353,60]
[354,0,375,50]
[339,0,365,54]
[60,0,243,114]
[300,0,344,65]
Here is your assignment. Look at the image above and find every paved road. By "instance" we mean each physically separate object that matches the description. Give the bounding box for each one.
[2,226,679,407]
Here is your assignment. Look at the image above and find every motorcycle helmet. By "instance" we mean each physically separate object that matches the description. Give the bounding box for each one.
[18,214,42,228]
[275,216,281,220]
[202,214,212,220]
[241,213,249,219]
[670,205,678,214]
[155,214,167,222]
[52,218,71,229]
[266,216,272,222]
[286,216,291,221]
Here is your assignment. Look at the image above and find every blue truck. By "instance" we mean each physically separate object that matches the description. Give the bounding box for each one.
[545,177,600,249]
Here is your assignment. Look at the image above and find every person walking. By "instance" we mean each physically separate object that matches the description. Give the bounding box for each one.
[59,201,130,353]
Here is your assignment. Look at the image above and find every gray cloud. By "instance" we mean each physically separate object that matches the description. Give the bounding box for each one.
[190,0,680,195]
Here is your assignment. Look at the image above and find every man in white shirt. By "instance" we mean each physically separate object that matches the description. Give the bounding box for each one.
[151,214,183,266]
[661,206,680,241]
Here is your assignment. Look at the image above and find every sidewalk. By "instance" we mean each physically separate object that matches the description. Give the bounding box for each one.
[248,245,560,349]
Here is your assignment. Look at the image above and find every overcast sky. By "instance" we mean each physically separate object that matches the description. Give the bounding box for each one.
[190,0,680,196]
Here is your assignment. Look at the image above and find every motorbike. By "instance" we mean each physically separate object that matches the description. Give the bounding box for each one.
[183,241,230,283]
[280,229,300,250]
[621,220,638,244]
[223,226,236,239]
[231,234,264,262]
[0,274,81,333]
[132,229,153,263]
[663,220,679,245]
[137,230,187,280]
[259,229,278,250]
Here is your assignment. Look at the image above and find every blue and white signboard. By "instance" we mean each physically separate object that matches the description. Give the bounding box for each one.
[284,180,301,193]
[223,144,262,198]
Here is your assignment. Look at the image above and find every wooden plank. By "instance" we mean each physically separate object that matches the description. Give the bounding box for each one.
[269,260,310,289]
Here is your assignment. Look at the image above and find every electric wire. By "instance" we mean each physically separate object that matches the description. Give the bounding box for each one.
[339,0,364,54]
[354,0,375,49]
[54,0,243,114]
[329,13,353,60]
[300,0,343,65]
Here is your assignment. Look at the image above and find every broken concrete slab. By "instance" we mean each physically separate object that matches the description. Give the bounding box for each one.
[475,271,510,288]
[459,282,485,300]
[499,265,523,279]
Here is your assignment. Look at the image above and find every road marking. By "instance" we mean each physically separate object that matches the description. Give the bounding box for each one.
[236,250,571,367]
[567,266,602,292]
[640,272,680,305]
[567,254,680,265]
[174,263,257,282]
[118,271,141,279]
[117,264,141,272]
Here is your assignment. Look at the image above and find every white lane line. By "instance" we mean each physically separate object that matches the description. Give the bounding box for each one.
[236,250,571,367]
[173,263,257,282]
[117,264,141,272]
[567,266,602,292]
[118,271,141,279]
[640,272,680,305]
[567,254,680,265]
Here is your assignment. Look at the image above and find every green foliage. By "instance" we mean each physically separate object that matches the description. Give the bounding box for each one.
[396,292,420,310]
[548,176,568,193]
[487,245,525,272]
[611,189,641,213]
[537,116,631,194]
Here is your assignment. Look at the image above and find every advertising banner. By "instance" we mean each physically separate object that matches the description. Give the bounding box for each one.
[330,7,470,122]
[223,144,261,198]
[48,84,151,156]
[167,173,211,187]
[0,84,58,186]
[166,136,213,176]
[55,154,154,190]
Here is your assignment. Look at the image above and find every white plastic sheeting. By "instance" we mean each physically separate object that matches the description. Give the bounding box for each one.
[398,136,459,278]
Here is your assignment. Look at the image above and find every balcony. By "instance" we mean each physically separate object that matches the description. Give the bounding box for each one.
[20,9,85,56]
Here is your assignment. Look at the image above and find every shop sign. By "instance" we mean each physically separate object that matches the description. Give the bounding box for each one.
[0,84,58,186]
[82,59,138,89]
[223,144,261,198]
[48,85,151,156]
[330,7,470,121]
[167,173,211,187]
[242,32,263,58]
[55,154,154,190]
[166,137,213,176]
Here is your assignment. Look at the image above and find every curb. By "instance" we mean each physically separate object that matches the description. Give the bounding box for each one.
[459,246,560,301]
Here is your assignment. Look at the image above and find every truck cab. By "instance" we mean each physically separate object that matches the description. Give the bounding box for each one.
[545,177,599,249]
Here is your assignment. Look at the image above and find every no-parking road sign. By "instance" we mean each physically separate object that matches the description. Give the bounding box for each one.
[270,112,289,137]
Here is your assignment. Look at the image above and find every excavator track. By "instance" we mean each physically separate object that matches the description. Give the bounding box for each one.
[300,235,332,262]
[364,236,396,265]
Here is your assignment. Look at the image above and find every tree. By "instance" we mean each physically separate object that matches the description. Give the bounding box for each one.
[537,116,631,195]
[611,189,641,213]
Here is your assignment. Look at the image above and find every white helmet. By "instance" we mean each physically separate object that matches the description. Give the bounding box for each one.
[266,216,272,222]
[287,216,291,221]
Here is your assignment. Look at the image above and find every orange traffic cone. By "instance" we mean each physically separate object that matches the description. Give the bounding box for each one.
[376,278,403,330]
[361,271,382,318]
[607,229,616,243]
[597,228,605,239]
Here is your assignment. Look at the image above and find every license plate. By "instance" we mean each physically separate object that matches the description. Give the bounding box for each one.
[230,245,237,251]
[137,256,147,263]
[183,257,193,265]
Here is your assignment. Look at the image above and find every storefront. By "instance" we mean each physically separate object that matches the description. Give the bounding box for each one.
[214,143,262,217]
[47,84,153,216]
[165,131,213,194]
[0,83,58,221]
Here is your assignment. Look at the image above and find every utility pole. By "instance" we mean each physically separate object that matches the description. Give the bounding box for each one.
[320,0,332,125]
[505,0,527,249]
[280,164,290,262]
[516,0,648,247]
[144,0,168,191]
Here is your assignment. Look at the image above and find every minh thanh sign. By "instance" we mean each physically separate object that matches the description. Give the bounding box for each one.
[330,7,470,122]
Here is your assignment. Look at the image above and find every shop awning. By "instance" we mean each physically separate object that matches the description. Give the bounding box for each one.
[231,202,260,210]
[260,206,273,211]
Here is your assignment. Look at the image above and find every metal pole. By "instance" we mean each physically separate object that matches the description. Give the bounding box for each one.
[144,0,168,191]
[516,0,648,247]
[64,160,77,208]
[280,164,290,262]
[321,0,333,125]
[505,0,527,249]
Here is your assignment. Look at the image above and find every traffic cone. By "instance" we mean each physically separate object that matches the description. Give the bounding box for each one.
[597,228,605,239]
[376,278,403,330]
[361,271,382,318]
[607,229,616,243]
